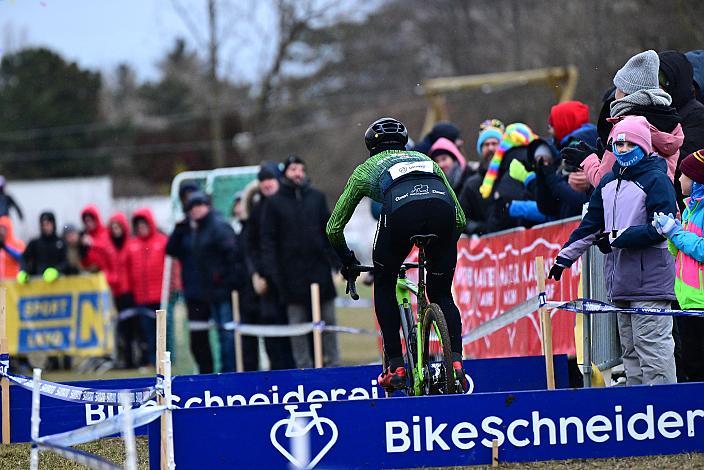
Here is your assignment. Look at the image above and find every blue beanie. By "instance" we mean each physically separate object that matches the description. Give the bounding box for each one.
[686,50,704,92]
[476,127,503,156]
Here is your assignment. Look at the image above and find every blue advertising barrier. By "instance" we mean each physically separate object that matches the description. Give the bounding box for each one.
[149,382,704,469]
[1,355,568,442]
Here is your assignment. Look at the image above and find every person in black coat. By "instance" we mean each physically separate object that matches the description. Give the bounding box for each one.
[21,211,66,278]
[260,156,340,368]
[243,164,295,370]
[528,140,591,220]
[187,191,245,373]
[659,50,704,212]
[166,183,213,374]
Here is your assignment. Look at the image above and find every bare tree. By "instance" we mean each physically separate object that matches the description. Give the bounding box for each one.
[253,0,338,126]
[170,0,226,168]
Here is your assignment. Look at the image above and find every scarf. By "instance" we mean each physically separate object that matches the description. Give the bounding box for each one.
[613,145,646,167]
[610,88,672,118]
[479,123,537,199]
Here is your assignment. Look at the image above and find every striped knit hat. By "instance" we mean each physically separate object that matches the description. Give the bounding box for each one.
[479,123,537,199]
[680,149,704,184]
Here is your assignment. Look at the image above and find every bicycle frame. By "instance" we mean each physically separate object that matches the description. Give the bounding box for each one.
[395,249,430,396]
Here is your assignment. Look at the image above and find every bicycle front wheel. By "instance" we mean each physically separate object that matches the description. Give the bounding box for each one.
[421,303,454,395]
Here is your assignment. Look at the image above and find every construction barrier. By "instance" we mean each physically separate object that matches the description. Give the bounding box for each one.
[2,273,113,356]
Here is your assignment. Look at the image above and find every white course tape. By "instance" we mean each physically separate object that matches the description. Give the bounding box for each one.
[224,322,316,337]
[223,322,380,337]
[38,405,166,448]
[37,442,120,470]
[462,296,541,344]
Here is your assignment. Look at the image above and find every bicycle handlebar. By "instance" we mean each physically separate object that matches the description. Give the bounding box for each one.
[344,265,373,301]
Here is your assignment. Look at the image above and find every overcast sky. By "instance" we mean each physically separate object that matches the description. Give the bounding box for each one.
[0,0,274,83]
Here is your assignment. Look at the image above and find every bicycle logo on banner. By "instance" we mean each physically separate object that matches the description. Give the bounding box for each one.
[270,404,338,469]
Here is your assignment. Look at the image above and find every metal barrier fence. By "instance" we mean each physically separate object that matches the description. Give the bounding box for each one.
[582,245,622,386]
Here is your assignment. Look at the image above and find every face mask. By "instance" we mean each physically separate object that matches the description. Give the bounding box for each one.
[612,145,645,167]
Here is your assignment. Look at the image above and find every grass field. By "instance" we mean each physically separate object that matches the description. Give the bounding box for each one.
[2,437,703,469]
[5,282,703,468]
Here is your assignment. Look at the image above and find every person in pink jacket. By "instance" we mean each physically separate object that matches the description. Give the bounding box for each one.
[429,137,471,193]
[562,50,684,188]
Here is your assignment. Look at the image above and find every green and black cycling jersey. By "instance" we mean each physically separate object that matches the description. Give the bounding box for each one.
[326,150,466,255]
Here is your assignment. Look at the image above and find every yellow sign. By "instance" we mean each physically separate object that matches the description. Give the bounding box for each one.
[3,273,114,356]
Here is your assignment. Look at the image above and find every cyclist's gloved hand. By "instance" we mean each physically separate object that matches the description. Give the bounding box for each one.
[339,250,360,279]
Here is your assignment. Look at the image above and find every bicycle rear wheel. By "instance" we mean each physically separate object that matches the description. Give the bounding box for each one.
[421,304,454,395]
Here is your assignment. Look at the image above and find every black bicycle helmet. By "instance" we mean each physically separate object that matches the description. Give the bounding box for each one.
[364,117,408,151]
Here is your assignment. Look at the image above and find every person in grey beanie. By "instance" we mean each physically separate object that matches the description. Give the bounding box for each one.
[567,50,684,188]
[611,50,673,117]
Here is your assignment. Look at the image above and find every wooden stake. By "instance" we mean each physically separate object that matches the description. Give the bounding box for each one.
[492,439,499,467]
[156,309,167,470]
[0,287,10,444]
[311,283,323,369]
[232,291,243,373]
[536,257,555,390]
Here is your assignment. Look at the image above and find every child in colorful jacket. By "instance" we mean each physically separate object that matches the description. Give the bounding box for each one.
[549,115,678,385]
[653,149,704,381]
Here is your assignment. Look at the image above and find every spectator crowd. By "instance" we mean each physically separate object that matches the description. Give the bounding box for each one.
[3,48,704,386]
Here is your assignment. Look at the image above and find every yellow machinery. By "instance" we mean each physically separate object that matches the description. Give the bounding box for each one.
[421,66,579,134]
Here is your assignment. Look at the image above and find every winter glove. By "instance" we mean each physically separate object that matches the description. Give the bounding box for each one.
[42,267,59,283]
[560,141,597,168]
[16,270,29,284]
[339,250,361,280]
[251,273,268,296]
[548,261,568,281]
[509,159,535,185]
[593,138,607,159]
[594,232,612,254]
[652,212,682,239]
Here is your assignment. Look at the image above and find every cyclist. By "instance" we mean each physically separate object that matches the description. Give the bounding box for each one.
[326,117,468,391]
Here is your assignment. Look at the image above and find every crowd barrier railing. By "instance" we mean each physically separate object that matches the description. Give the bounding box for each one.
[582,245,621,386]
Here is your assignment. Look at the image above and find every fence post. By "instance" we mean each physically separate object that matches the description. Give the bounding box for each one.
[491,439,499,467]
[163,351,176,470]
[582,250,593,388]
[156,309,168,470]
[311,283,323,369]
[0,287,9,444]
[120,392,138,470]
[29,368,41,470]
[536,257,555,390]
[232,291,243,373]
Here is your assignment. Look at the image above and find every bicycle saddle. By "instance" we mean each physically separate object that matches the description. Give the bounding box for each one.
[410,234,438,247]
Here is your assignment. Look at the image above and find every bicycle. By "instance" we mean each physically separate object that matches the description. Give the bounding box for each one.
[346,234,465,396]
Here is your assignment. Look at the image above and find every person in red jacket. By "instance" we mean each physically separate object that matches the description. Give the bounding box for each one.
[108,212,137,368]
[125,208,167,367]
[80,205,113,278]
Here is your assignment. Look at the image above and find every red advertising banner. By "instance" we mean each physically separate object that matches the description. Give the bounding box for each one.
[455,219,581,358]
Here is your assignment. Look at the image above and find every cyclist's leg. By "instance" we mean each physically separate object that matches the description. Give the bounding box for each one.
[372,214,412,368]
[422,201,463,358]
